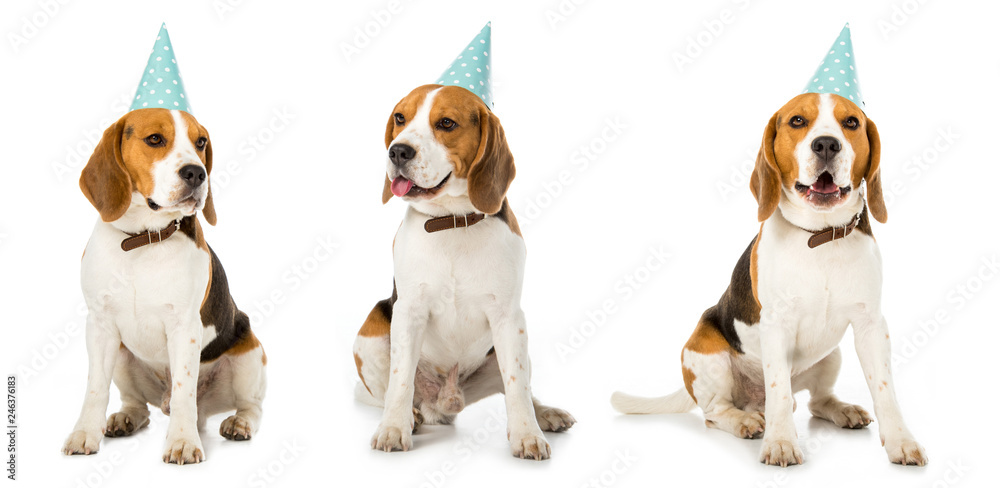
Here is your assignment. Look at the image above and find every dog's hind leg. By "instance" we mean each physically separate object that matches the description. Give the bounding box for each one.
[105,346,159,438]
[796,347,872,429]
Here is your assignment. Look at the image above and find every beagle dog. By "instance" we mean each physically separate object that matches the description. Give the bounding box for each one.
[353,85,576,460]
[62,108,266,464]
[612,93,927,467]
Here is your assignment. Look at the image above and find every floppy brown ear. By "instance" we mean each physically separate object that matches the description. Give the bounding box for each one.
[749,112,781,222]
[467,107,515,215]
[864,117,887,223]
[382,112,396,204]
[201,130,217,226]
[80,116,132,222]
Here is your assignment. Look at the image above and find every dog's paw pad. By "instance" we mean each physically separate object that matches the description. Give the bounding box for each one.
[510,432,550,461]
[886,438,927,466]
[759,438,803,467]
[163,438,205,465]
[738,412,766,439]
[105,412,148,438]
[536,406,577,433]
[62,430,101,455]
[220,415,253,441]
[371,424,412,453]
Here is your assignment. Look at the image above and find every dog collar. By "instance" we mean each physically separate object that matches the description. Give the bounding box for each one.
[121,219,181,252]
[803,213,861,248]
[424,212,486,233]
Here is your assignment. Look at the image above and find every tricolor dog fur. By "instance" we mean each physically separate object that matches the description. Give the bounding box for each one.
[353,85,576,460]
[63,108,266,464]
[611,93,927,467]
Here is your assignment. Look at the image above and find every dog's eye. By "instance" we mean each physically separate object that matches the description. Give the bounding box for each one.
[195,137,208,150]
[789,116,807,128]
[436,118,457,131]
[144,134,165,147]
[394,113,405,125]
[842,116,860,130]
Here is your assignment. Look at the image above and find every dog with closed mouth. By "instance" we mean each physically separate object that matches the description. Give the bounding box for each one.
[62,108,266,464]
[611,92,927,467]
[353,84,576,460]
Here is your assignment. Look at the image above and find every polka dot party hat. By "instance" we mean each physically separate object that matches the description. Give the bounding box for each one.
[436,22,493,110]
[802,23,864,108]
[130,23,192,113]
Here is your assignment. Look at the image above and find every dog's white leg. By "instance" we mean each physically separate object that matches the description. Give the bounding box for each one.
[487,305,550,461]
[798,347,872,429]
[371,298,427,452]
[63,315,120,455]
[758,315,803,467]
[219,344,267,441]
[162,315,205,465]
[852,313,927,466]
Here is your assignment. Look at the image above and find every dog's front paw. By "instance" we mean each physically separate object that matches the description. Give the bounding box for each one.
[371,424,412,452]
[759,438,803,467]
[163,436,205,465]
[63,429,102,455]
[884,437,927,466]
[220,415,254,441]
[509,430,550,460]
[535,405,576,433]
[106,412,149,437]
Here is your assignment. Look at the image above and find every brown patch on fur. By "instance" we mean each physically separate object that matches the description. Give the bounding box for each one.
[382,85,436,204]
[682,361,697,403]
[684,319,733,355]
[261,351,267,365]
[355,353,371,395]
[225,330,262,356]
[749,224,763,308]
[359,299,393,337]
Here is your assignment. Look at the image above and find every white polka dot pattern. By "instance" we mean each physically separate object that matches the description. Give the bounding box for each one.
[130,23,192,113]
[436,22,493,110]
[802,23,864,108]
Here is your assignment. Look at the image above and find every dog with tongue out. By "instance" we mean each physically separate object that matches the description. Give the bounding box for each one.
[612,24,927,468]
[354,22,576,461]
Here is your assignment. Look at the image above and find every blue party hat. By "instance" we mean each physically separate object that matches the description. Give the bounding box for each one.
[436,22,493,109]
[130,23,192,113]
[802,23,864,108]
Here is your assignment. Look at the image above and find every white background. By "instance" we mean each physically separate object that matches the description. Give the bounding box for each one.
[2,0,997,487]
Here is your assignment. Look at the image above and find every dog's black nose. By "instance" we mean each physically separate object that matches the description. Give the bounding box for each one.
[388,143,416,167]
[811,136,842,161]
[179,164,206,188]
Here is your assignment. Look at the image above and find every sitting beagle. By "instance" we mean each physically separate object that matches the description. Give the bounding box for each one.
[62,108,266,464]
[353,84,576,460]
[612,93,927,467]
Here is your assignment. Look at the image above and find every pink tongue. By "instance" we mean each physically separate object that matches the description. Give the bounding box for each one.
[391,177,414,197]
[811,173,839,194]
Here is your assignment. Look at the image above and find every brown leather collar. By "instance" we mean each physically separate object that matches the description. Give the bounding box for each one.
[424,212,486,233]
[121,219,181,251]
[803,213,861,249]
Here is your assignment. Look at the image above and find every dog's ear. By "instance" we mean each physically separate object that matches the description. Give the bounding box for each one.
[382,111,396,204]
[201,127,217,226]
[80,116,132,222]
[467,106,515,215]
[749,111,781,222]
[864,117,887,223]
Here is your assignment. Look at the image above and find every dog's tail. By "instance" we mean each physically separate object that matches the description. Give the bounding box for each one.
[610,388,696,414]
[354,382,384,408]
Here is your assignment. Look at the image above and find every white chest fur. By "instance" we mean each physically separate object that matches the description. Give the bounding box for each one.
[393,208,526,375]
[81,219,211,367]
[736,213,884,374]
